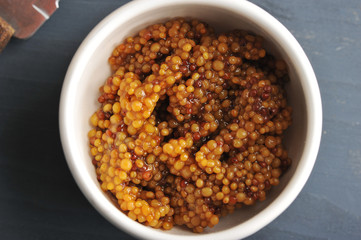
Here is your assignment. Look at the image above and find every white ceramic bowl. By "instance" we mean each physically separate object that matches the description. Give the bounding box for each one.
[59,0,322,239]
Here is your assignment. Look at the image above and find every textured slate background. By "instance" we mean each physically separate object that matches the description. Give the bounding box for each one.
[0,0,360,239]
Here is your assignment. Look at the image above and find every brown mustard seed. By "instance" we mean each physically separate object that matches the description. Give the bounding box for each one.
[89,17,292,233]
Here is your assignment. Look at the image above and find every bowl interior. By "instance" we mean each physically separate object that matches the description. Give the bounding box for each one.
[61,1,313,239]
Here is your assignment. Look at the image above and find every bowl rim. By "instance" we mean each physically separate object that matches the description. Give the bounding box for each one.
[59,0,322,239]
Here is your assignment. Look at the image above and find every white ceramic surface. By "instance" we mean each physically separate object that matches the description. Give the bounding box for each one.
[59,0,322,239]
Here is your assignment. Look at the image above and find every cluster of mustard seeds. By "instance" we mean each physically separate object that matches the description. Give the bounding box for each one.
[88,18,292,233]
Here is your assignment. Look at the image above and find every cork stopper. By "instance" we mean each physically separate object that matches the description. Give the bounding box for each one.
[0,16,15,52]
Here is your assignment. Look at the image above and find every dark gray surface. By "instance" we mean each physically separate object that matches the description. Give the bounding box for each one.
[0,0,360,239]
